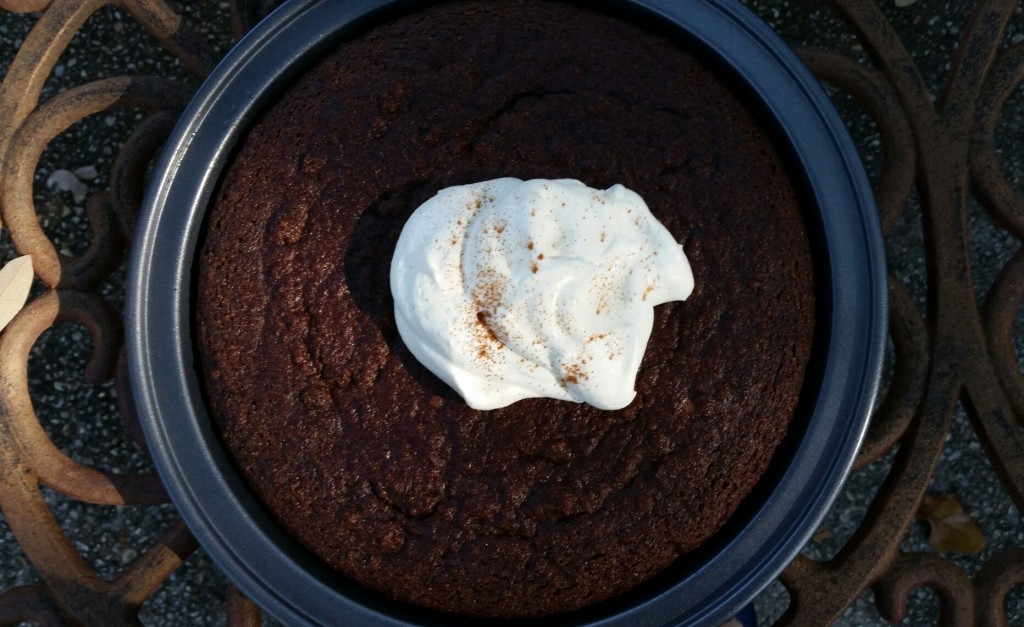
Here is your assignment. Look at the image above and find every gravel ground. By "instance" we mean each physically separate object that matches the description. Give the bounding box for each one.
[1,1,1023,625]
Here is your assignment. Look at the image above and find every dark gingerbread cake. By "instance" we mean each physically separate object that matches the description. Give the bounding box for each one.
[197,0,815,618]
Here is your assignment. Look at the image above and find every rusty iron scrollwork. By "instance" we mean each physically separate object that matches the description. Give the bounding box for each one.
[779,0,1024,625]
[0,0,262,624]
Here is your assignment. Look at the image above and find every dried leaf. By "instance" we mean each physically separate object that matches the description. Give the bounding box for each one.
[917,494,986,554]
[0,256,33,333]
[72,165,98,180]
[813,528,833,543]
[46,169,75,190]
[45,168,89,203]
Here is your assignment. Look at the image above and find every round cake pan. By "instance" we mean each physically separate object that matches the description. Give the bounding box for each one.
[127,0,887,625]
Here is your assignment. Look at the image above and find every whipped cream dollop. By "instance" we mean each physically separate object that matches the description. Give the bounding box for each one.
[390,178,694,410]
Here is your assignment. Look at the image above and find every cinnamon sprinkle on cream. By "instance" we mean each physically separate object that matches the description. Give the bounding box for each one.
[390,177,694,410]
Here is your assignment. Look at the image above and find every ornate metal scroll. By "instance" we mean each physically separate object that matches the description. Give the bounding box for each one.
[0,0,1021,625]
[0,1,265,624]
[774,0,1024,625]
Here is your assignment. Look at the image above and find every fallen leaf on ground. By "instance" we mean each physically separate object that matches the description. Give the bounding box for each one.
[917,494,986,554]
[0,255,33,333]
[72,165,98,180]
[45,168,90,203]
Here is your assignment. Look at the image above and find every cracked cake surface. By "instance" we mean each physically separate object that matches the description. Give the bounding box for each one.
[196,0,815,617]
